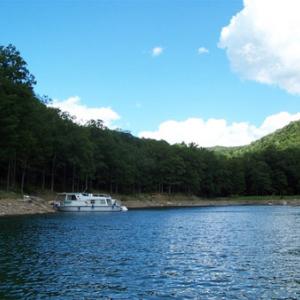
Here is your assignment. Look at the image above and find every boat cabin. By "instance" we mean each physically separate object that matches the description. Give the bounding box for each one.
[56,193,115,206]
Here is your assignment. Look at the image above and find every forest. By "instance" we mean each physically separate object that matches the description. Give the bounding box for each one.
[1,44,300,197]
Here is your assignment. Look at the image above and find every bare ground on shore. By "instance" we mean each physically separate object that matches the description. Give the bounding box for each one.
[0,196,55,217]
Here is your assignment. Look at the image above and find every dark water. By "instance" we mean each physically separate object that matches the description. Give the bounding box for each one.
[1,206,300,299]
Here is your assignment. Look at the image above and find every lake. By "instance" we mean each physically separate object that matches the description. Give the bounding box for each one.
[0,206,300,299]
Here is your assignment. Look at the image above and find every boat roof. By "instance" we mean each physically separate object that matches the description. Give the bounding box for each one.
[57,192,111,197]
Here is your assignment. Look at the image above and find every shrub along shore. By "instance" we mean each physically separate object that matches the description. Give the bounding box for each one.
[1,193,300,217]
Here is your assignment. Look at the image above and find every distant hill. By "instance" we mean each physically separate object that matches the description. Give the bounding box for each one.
[210,120,300,156]
[208,145,242,154]
[242,120,300,152]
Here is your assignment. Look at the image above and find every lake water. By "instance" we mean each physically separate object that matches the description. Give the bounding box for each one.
[0,206,300,299]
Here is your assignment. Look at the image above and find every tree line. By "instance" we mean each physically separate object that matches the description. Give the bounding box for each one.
[1,44,300,196]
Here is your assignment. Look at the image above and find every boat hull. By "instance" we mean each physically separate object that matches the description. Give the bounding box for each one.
[57,205,123,212]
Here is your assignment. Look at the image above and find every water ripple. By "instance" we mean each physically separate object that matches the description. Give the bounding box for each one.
[1,206,300,299]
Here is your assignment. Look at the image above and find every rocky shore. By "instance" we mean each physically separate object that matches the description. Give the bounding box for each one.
[0,196,55,217]
[1,193,300,217]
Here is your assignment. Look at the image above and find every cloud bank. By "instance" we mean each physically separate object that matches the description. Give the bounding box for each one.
[139,112,300,147]
[219,0,300,94]
[48,96,120,127]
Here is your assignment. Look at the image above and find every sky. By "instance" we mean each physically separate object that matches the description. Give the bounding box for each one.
[1,0,300,146]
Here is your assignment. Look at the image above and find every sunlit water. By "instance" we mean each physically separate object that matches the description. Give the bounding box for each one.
[1,206,300,299]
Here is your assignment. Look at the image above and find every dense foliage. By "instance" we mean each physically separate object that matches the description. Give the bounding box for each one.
[1,45,300,196]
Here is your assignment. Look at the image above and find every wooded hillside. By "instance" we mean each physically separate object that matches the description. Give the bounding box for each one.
[1,45,300,196]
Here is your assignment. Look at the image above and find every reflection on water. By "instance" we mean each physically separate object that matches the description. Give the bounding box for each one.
[0,206,300,299]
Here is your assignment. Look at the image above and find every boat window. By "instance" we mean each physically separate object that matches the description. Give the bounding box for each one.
[99,199,106,205]
[67,195,77,201]
[91,199,95,204]
[106,199,112,205]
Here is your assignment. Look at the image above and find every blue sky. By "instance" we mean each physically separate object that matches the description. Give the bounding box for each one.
[1,0,300,146]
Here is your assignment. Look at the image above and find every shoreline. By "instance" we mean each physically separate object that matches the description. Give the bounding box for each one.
[1,194,300,217]
[124,199,300,209]
[122,195,300,209]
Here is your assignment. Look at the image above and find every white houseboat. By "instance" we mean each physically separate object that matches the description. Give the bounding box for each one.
[54,193,128,212]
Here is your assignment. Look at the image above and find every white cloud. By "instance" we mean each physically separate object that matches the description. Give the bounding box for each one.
[219,0,300,95]
[48,96,120,127]
[197,47,209,55]
[139,112,300,147]
[152,46,164,57]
